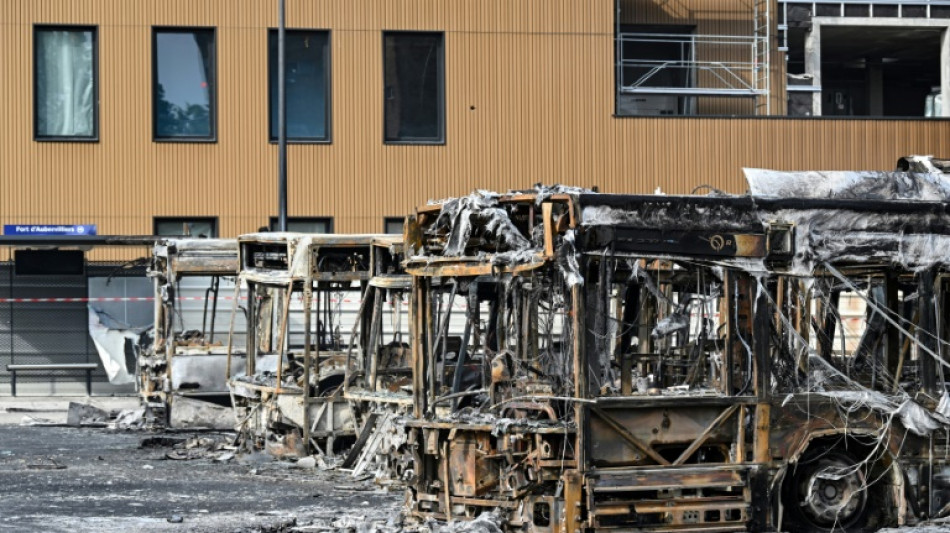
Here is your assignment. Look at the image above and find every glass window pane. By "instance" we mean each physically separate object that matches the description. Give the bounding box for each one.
[384,32,444,142]
[155,218,217,238]
[154,29,215,139]
[268,30,330,141]
[384,217,403,234]
[35,28,96,138]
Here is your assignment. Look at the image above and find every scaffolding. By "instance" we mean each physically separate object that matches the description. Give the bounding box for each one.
[616,0,772,115]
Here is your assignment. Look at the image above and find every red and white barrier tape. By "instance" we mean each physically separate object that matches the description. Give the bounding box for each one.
[0,296,156,303]
[0,296,372,304]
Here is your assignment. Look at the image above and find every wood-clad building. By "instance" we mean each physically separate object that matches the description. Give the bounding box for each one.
[3,0,950,395]
[3,0,949,237]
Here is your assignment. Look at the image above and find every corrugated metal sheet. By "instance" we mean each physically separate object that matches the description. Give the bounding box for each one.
[1,0,947,239]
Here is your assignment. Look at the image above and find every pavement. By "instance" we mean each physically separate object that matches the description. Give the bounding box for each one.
[0,397,403,532]
[3,396,950,532]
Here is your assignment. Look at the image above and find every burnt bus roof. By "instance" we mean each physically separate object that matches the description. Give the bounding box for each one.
[152,238,239,277]
[237,233,384,284]
[411,172,950,274]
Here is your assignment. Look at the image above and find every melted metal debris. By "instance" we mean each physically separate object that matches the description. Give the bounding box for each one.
[432,191,532,256]
[802,357,948,437]
[741,164,950,274]
[532,183,593,204]
[760,207,950,275]
[581,201,759,232]
[651,312,690,339]
[557,230,583,287]
[428,509,506,533]
[743,167,950,201]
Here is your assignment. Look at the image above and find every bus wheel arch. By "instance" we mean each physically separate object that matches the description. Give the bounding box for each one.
[777,432,903,532]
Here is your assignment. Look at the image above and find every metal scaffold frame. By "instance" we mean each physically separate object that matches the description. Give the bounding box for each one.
[615,0,772,115]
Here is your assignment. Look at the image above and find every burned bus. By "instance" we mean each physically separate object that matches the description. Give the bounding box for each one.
[141,238,242,427]
[227,233,379,457]
[342,235,414,475]
[397,171,950,532]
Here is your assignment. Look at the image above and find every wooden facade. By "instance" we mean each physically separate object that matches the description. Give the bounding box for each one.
[2,0,949,238]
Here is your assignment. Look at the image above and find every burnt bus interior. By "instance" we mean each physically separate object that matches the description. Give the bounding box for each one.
[396,172,950,532]
[227,234,377,456]
[142,238,242,427]
[341,237,415,475]
[345,236,412,407]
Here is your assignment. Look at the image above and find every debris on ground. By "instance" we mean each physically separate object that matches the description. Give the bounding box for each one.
[153,433,238,462]
[19,415,58,426]
[65,402,111,427]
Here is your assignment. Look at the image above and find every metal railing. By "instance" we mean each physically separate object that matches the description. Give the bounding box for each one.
[617,33,768,97]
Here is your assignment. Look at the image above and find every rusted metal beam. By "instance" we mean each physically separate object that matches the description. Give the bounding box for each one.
[919,268,938,396]
[573,283,591,472]
[302,281,313,447]
[672,404,740,466]
[411,278,426,418]
[886,271,900,378]
[590,406,670,466]
[562,470,583,533]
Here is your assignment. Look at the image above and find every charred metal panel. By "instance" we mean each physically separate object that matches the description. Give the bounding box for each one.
[391,169,950,532]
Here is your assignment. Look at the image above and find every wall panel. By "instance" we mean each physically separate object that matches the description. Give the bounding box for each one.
[1,0,948,239]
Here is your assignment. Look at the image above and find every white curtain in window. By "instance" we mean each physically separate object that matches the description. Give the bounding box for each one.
[37,30,94,137]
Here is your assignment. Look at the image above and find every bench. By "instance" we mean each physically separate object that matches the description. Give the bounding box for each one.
[6,363,99,396]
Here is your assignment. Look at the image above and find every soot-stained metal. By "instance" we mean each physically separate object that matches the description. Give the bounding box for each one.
[142,238,241,428]
[389,163,950,533]
[226,233,383,457]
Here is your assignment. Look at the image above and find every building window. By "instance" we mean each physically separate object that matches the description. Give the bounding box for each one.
[384,217,403,234]
[34,26,97,140]
[153,28,216,140]
[268,30,330,142]
[383,32,444,144]
[268,217,332,234]
[154,217,218,238]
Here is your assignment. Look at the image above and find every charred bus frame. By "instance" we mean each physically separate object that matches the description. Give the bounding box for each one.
[342,236,415,474]
[398,174,950,532]
[143,238,240,426]
[227,233,380,456]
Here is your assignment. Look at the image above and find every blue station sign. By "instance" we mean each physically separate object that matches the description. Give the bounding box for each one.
[3,224,98,236]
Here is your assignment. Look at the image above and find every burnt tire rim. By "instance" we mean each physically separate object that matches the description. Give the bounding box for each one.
[796,452,868,528]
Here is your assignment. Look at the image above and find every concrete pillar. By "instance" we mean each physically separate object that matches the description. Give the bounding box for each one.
[805,25,822,116]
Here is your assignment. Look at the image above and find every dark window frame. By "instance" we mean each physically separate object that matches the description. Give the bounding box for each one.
[151,26,218,143]
[383,217,404,234]
[33,24,100,142]
[267,28,332,144]
[382,30,446,145]
[153,216,219,238]
[268,216,334,233]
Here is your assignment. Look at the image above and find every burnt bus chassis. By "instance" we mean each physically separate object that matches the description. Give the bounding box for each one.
[143,238,239,426]
[398,190,950,532]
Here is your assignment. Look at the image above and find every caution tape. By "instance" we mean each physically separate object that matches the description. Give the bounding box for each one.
[0,296,157,303]
[0,296,371,304]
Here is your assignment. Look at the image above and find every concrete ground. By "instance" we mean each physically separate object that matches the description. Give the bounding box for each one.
[6,398,948,532]
[0,399,402,532]
[0,395,140,425]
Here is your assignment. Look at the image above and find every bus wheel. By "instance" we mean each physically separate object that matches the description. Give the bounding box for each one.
[782,449,874,532]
